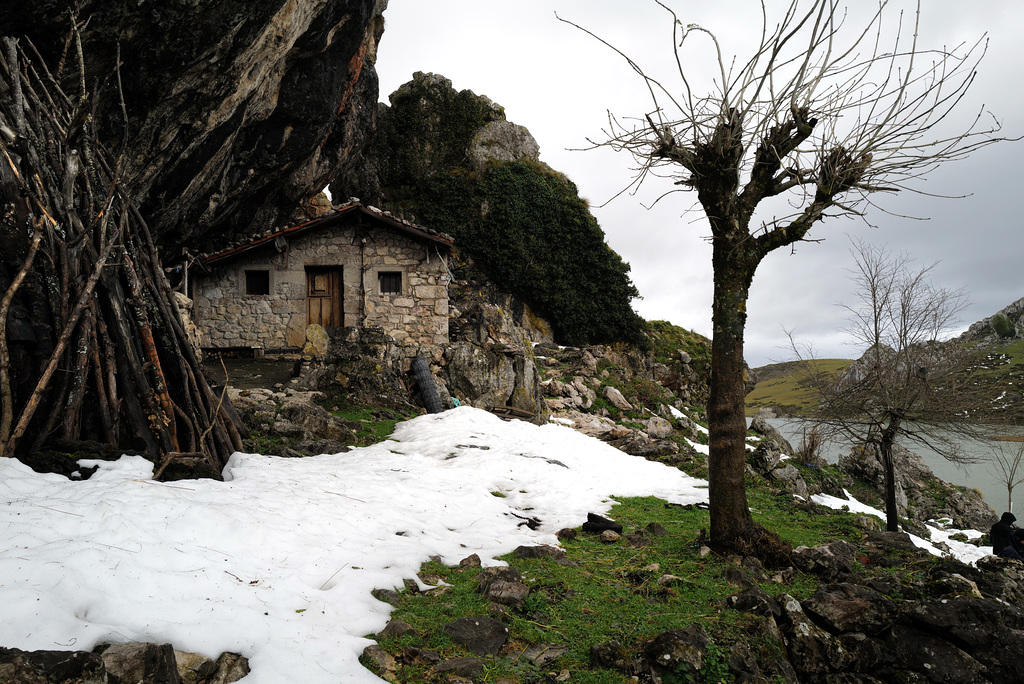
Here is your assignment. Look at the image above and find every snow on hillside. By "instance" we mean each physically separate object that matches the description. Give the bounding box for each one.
[0,406,987,682]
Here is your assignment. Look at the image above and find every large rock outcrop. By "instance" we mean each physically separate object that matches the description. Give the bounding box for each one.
[1,0,386,249]
[340,71,648,348]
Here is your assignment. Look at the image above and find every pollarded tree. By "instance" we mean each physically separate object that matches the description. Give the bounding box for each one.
[560,0,1015,550]
[796,240,981,532]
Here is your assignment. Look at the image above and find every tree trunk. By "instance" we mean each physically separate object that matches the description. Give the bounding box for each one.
[880,419,901,532]
[707,239,757,548]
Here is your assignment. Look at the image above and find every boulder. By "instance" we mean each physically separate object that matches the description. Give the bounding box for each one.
[642,625,711,680]
[888,623,988,682]
[776,594,852,677]
[603,386,634,412]
[749,410,796,455]
[302,324,330,357]
[792,540,858,581]
[99,642,180,684]
[645,416,674,439]
[444,342,548,421]
[0,647,107,684]
[801,583,898,635]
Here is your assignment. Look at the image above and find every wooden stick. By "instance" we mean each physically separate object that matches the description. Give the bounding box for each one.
[0,239,119,458]
[0,216,43,445]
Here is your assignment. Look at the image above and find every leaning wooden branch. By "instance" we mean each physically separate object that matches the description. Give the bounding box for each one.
[153,358,232,480]
[0,216,42,445]
[0,26,245,469]
[0,239,120,459]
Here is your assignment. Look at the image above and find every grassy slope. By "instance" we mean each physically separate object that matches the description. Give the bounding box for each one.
[362,489,877,683]
[964,338,1024,423]
[745,336,1024,421]
[744,359,851,417]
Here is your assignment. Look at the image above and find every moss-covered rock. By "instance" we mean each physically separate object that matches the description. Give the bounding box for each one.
[990,312,1016,338]
[346,72,648,348]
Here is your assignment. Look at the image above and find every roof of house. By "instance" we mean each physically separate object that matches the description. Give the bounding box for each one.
[196,199,453,268]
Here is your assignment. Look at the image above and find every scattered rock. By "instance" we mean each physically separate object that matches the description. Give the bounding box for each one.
[362,644,398,681]
[645,416,674,439]
[380,620,417,640]
[518,644,569,667]
[645,522,669,537]
[433,657,484,678]
[176,650,218,684]
[458,554,481,569]
[513,544,575,566]
[724,585,781,617]
[401,646,440,666]
[482,579,530,608]
[603,386,634,411]
[476,566,522,594]
[582,513,623,534]
[590,640,633,672]
[623,533,652,548]
[372,587,401,605]
[441,617,510,656]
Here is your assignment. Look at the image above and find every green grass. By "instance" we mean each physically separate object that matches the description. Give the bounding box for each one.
[329,406,413,446]
[745,359,851,417]
[362,491,871,683]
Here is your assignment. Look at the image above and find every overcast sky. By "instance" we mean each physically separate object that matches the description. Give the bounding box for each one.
[374,0,1024,367]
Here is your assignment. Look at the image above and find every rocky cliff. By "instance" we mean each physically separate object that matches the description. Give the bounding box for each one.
[337,71,648,348]
[962,295,1024,343]
[1,0,385,249]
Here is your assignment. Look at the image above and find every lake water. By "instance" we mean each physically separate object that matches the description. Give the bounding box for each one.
[761,418,1024,516]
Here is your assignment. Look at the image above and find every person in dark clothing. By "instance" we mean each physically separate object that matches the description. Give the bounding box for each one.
[990,512,1024,559]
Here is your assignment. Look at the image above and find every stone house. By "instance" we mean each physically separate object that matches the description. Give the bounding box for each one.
[190,200,453,356]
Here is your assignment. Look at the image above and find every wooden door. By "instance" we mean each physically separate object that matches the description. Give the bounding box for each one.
[307,268,342,333]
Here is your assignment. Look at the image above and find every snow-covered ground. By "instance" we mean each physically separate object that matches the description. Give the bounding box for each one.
[0,406,989,682]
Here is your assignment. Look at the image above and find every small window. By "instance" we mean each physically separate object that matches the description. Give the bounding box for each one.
[378,271,402,295]
[245,270,270,295]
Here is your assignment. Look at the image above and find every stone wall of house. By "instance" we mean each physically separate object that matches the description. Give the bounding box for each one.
[192,225,450,355]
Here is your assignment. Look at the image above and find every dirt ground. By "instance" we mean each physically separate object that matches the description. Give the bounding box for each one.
[202,356,301,390]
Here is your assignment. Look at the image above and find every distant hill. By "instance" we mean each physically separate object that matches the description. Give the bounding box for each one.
[745,359,851,417]
[746,296,1024,421]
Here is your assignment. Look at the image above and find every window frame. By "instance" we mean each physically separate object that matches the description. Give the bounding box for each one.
[377,270,403,295]
[244,269,271,296]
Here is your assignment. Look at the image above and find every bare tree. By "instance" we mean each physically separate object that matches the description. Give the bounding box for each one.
[988,437,1024,513]
[797,240,980,531]
[559,1,1015,549]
